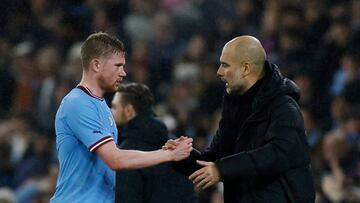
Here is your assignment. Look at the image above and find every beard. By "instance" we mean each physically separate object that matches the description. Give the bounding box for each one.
[98,74,118,93]
[226,83,245,95]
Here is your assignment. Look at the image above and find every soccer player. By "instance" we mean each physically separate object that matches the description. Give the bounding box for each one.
[50,32,192,203]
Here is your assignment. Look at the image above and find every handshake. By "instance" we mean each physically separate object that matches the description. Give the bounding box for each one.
[162,136,193,161]
[163,136,221,190]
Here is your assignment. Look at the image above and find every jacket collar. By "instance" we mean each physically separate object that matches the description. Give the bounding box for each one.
[252,60,300,111]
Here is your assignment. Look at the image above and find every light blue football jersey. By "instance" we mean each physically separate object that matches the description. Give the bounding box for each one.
[50,86,117,203]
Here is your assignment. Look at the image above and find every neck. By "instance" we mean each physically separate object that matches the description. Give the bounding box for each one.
[240,70,265,95]
[79,72,104,98]
[238,74,264,96]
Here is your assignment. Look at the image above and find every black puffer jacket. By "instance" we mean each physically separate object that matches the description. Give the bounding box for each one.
[115,110,196,203]
[181,61,315,203]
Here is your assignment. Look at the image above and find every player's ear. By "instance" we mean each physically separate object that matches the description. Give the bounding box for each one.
[124,104,136,120]
[90,58,101,72]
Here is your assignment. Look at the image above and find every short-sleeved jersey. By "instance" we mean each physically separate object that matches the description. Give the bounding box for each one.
[50,86,118,203]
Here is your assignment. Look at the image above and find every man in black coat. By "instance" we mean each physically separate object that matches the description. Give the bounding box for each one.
[166,36,315,202]
[112,83,196,203]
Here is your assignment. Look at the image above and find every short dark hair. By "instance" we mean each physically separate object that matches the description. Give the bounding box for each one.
[117,83,155,114]
[81,32,125,70]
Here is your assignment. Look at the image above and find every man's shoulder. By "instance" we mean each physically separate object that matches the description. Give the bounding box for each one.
[62,88,95,108]
[267,94,303,127]
[56,89,101,121]
[268,94,298,110]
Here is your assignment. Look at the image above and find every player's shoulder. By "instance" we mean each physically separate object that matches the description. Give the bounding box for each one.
[61,88,95,110]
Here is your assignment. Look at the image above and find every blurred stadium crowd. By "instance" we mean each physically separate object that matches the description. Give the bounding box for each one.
[0,0,360,202]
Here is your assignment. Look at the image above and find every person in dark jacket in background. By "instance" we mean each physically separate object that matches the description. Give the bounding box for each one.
[112,83,196,203]
[165,36,315,203]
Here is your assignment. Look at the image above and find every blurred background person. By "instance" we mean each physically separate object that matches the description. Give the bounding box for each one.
[112,83,196,203]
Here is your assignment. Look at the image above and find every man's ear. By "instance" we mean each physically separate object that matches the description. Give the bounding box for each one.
[242,62,251,77]
[90,59,101,72]
[124,104,136,120]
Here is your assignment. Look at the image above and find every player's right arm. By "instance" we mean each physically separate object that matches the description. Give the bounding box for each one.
[96,139,192,170]
[64,95,192,171]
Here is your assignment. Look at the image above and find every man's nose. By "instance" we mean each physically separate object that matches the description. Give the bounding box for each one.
[120,68,127,77]
[217,67,223,76]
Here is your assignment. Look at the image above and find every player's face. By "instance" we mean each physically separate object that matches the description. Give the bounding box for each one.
[111,92,128,126]
[98,52,126,92]
[217,45,245,94]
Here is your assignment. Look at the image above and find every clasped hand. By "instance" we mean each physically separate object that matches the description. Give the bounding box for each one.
[164,136,193,161]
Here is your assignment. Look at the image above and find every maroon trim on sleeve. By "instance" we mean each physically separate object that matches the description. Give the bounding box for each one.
[89,136,114,152]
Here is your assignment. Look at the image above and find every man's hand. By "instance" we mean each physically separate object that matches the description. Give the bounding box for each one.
[162,136,187,150]
[168,137,193,161]
[189,160,220,189]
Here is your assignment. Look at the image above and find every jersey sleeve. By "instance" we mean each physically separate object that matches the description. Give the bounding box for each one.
[65,99,114,152]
